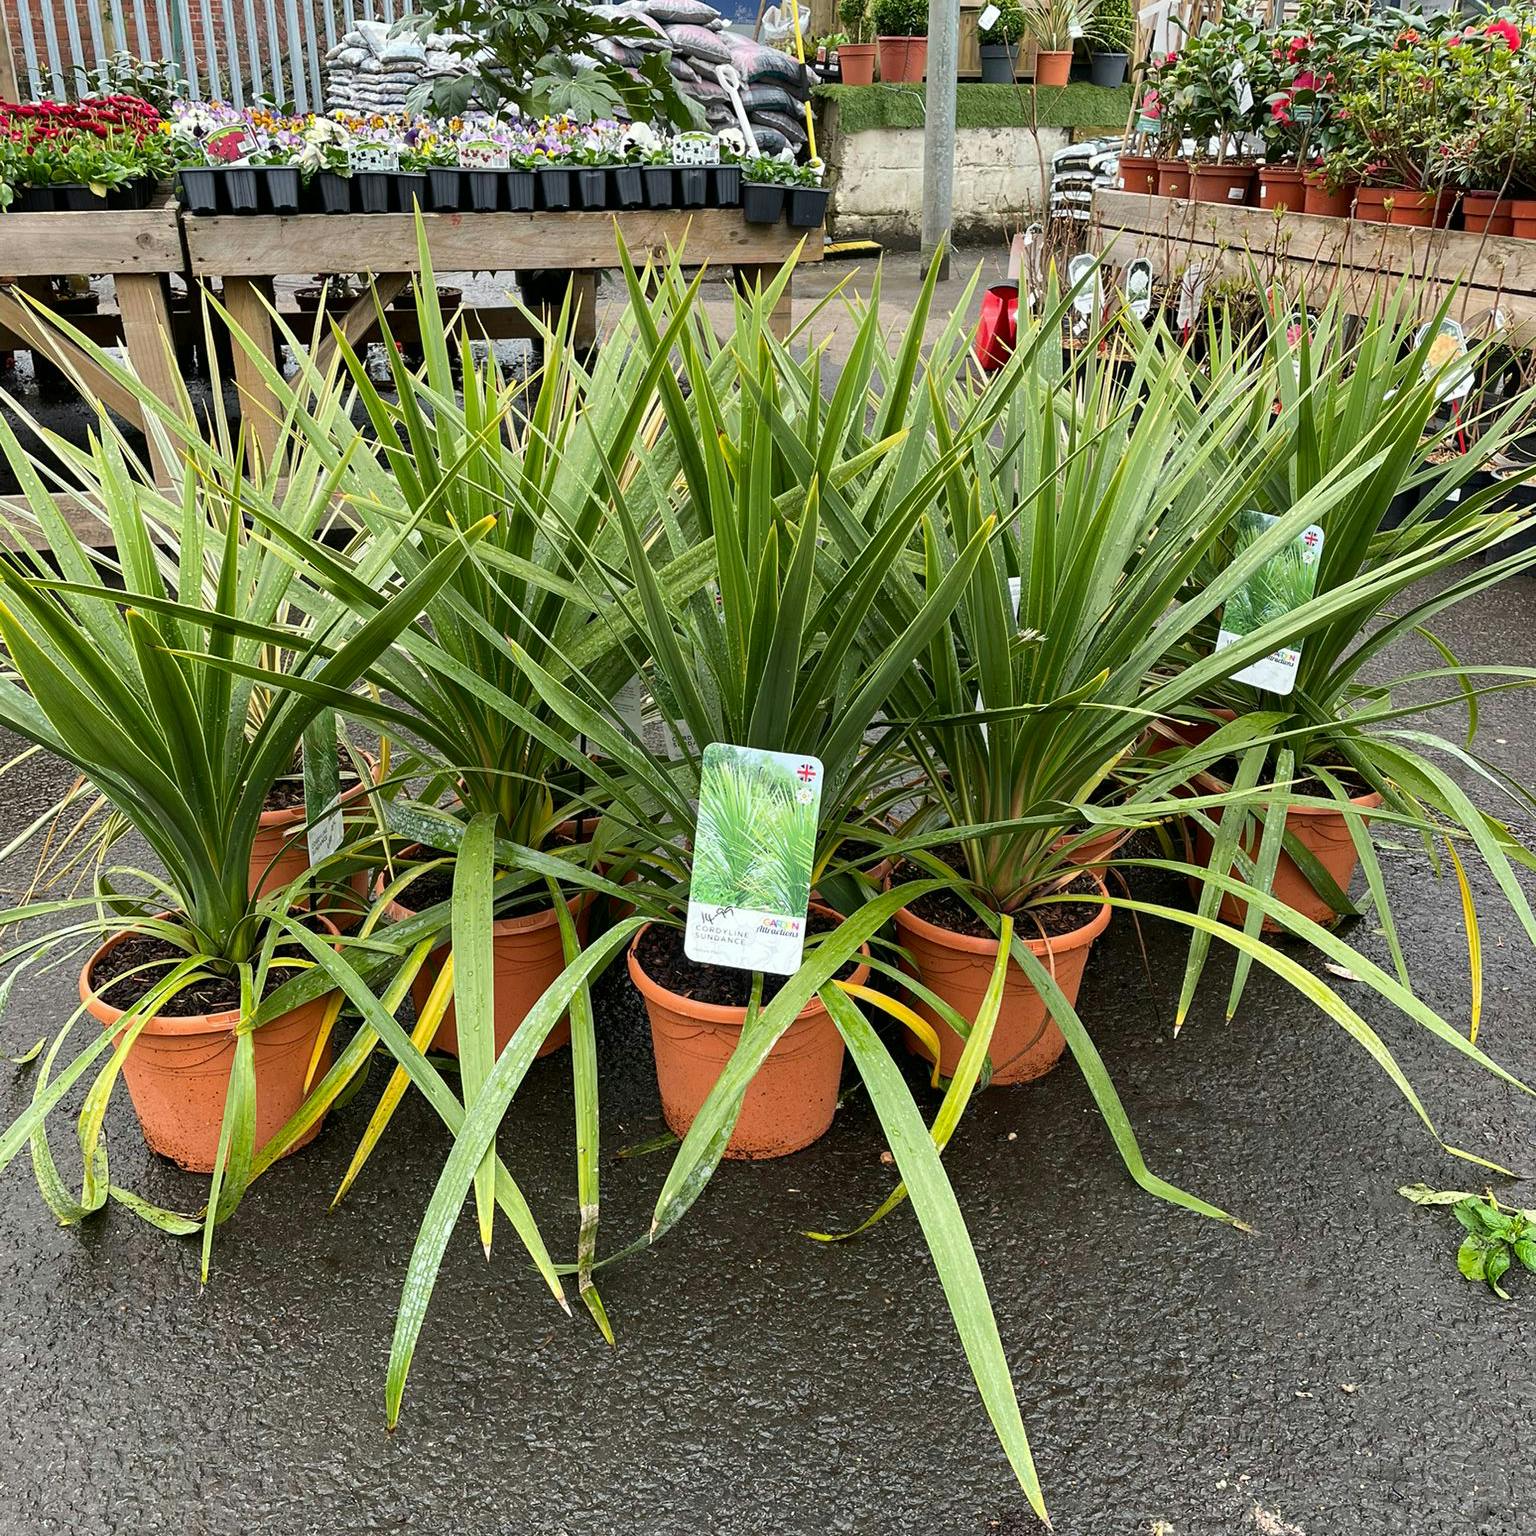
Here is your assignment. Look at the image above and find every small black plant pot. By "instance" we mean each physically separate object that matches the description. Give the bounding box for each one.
[467,170,500,211]
[678,166,708,208]
[539,167,573,211]
[14,186,53,212]
[317,171,352,213]
[355,172,392,213]
[505,169,536,211]
[396,172,428,213]
[428,167,462,211]
[642,164,675,208]
[260,166,302,213]
[577,168,608,209]
[610,164,644,208]
[711,164,742,207]
[54,183,103,212]
[786,186,829,228]
[741,181,786,224]
[220,167,259,214]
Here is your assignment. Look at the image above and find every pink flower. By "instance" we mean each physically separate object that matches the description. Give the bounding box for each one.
[1484,18,1520,48]
[1291,69,1317,92]
[1286,323,1303,346]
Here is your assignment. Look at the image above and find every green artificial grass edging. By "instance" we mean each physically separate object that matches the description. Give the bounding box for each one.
[814,81,1133,134]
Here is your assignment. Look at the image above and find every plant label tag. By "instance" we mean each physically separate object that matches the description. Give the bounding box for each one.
[613,675,646,738]
[1175,261,1209,329]
[206,127,254,163]
[978,4,1001,29]
[1215,511,1324,696]
[303,719,346,865]
[1135,112,1159,135]
[686,743,823,976]
[1415,318,1472,402]
[1231,63,1253,115]
[1069,20,1085,36]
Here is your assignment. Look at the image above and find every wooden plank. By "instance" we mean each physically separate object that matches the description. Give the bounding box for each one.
[220,275,280,473]
[0,490,118,550]
[0,0,19,101]
[0,287,147,427]
[113,273,181,483]
[1091,190,1536,342]
[0,195,184,276]
[182,208,823,277]
[733,264,795,342]
[309,273,411,375]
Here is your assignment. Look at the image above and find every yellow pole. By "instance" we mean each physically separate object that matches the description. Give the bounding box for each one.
[787,0,818,160]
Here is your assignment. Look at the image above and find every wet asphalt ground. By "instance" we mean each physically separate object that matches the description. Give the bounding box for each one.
[0,278,1534,1534]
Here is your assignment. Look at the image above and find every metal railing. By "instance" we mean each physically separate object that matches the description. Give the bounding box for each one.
[3,0,420,112]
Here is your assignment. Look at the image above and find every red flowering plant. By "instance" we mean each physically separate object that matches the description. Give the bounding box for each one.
[1158,18,1266,165]
[1332,31,1454,191]
[1246,13,1351,171]
[0,94,170,206]
[1432,16,1536,196]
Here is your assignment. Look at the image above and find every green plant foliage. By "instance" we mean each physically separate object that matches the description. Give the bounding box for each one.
[1401,1187,1536,1299]
[871,0,928,36]
[814,80,1134,132]
[979,0,1026,46]
[692,747,818,914]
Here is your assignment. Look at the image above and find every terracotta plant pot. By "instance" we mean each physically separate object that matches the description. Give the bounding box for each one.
[877,35,927,82]
[1190,790,1383,930]
[1354,185,1438,228]
[839,41,876,85]
[628,905,870,1159]
[1190,162,1256,207]
[387,869,588,1061]
[248,754,377,901]
[893,879,1111,1085]
[1155,159,1191,199]
[1033,48,1071,86]
[78,917,338,1172]
[1117,152,1159,196]
[1257,165,1305,213]
[1512,197,1536,240]
[1302,172,1353,218]
[1463,191,1515,237]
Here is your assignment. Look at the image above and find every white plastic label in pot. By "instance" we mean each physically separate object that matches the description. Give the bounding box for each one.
[1215,512,1325,696]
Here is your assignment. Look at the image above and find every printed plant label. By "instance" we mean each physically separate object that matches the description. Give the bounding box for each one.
[1215,510,1324,695]
[685,743,823,976]
[1415,318,1472,402]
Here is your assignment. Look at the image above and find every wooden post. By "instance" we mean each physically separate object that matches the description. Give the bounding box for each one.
[219,275,281,475]
[0,0,20,102]
[114,274,182,485]
[921,0,959,279]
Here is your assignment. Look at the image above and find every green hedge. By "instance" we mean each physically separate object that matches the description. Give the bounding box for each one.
[814,82,1133,134]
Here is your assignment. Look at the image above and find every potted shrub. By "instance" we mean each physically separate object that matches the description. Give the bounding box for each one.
[1438,22,1530,236]
[979,0,1025,82]
[1167,21,1261,205]
[0,311,477,1206]
[837,0,877,84]
[1021,0,1093,87]
[873,0,928,83]
[1088,0,1131,87]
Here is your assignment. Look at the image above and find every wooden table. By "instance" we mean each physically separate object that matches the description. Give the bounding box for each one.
[0,193,185,486]
[180,207,823,469]
[1090,189,1536,344]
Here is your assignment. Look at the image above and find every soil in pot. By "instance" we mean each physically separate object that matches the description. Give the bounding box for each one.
[742,181,786,223]
[628,908,868,1159]
[1302,172,1352,218]
[1117,152,1158,195]
[891,855,1110,1085]
[1033,49,1071,86]
[79,915,339,1171]
[1089,50,1128,87]
[179,167,218,214]
[1188,773,1382,930]
[642,164,675,207]
[979,43,1017,83]
[1190,162,1256,206]
[386,855,588,1061]
[839,41,876,84]
[1257,165,1305,212]
[1155,159,1191,199]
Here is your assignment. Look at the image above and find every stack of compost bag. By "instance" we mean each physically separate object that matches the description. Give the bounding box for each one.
[323,19,475,115]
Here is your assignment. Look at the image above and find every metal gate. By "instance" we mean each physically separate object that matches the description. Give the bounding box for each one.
[2,0,420,112]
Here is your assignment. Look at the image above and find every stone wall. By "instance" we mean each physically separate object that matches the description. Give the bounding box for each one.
[819,102,1073,245]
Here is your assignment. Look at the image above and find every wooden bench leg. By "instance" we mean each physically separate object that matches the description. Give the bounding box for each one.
[733,264,793,341]
[220,276,280,475]
[520,270,600,359]
[114,273,180,486]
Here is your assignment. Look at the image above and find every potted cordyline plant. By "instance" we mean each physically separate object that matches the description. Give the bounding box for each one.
[1155,294,1536,1028]
[1020,0,1094,86]
[0,313,477,1267]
